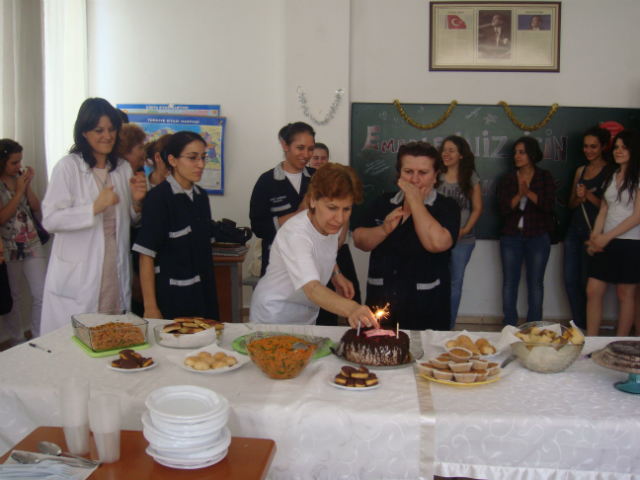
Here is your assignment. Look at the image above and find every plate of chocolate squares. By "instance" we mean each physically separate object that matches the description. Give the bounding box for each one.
[329,365,380,390]
[106,349,157,372]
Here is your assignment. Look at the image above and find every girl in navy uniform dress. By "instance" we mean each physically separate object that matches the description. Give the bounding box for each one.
[134,131,219,321]
[250,122,316,277]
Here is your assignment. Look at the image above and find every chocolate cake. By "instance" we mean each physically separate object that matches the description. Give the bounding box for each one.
[338,327,411,366]
[592,341,640,374]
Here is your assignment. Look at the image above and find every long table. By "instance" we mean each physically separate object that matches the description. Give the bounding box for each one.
[0,321,638,479]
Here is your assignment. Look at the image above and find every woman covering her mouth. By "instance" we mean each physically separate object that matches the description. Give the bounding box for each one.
[353,141,461,331]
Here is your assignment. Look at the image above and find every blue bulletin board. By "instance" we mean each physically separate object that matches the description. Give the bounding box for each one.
[128,114,226,195]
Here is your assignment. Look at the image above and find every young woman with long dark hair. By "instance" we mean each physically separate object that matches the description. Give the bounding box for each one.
[586,130,640,336]
[563,126,610,329]
[437,135,483,329]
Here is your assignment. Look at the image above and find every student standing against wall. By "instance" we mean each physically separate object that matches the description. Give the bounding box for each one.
[563,126,609,330]
[586,131,640,337]
[497,137,555,326]
[437,135,483,330]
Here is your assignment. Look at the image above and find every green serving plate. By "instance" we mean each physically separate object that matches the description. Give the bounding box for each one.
[232,334,335,359]
[71,336,150,358]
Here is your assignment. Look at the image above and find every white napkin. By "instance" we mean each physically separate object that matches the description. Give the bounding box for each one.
[156,328,219,348]
[497,322,567,349]
[2,451,98,480]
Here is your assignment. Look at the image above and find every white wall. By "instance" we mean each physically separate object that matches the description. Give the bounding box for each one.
[86,0,640,321]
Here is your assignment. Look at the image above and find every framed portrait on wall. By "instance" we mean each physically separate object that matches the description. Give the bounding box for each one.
[429,2,561,72]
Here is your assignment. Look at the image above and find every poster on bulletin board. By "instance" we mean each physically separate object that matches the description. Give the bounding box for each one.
[118,104,221,117]
[128,114,226,195]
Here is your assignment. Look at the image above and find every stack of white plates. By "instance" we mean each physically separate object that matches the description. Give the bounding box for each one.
[142,385,231,469]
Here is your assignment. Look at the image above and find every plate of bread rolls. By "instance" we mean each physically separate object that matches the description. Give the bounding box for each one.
[444,334,500,358]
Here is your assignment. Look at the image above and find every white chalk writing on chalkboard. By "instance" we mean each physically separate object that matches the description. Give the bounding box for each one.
[365,159,391,177]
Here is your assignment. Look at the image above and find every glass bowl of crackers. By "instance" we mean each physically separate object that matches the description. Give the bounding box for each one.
[153,317,224,349]
[510,321,585,373]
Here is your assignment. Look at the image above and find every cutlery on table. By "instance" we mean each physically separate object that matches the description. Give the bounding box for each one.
[37,441,101,466]
[11,451,94,468]
[500,355,517,368]
[0,462,75,477]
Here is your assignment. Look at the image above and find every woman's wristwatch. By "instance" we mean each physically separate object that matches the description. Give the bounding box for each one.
[133,199,144,208]
[331,269,342,277]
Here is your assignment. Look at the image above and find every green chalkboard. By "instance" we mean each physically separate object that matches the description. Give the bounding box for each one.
[350,103,640,239]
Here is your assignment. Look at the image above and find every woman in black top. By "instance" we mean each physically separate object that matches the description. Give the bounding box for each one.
[353,142,460,331]
[563,126,610,329]
[249,122,316,277]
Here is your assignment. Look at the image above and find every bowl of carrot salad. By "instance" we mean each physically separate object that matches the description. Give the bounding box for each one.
[244,332,318,380]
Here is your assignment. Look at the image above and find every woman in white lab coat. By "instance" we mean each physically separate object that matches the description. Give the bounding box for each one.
[40,98,147,334]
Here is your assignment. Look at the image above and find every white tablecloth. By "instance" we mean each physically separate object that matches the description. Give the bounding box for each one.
[1,323,638,480]
[0,322,423,480]
[422,331,640,480]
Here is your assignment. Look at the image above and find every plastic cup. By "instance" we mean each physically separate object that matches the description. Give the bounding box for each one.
[59,376,90,455]
[89,394,121,463]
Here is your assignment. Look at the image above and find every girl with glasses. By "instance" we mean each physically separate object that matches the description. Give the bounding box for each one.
[134,131,219,321]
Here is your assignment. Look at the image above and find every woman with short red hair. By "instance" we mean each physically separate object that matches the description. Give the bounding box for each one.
[250,163,378,328]
[116,124,147,173]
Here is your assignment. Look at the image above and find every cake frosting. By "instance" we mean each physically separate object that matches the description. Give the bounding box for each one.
[339,327,410,366]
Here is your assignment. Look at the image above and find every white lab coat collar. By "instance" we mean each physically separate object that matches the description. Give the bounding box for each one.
[390,189,437,206]
[74,153,126,174]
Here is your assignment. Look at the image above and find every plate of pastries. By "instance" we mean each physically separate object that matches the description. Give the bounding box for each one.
[444,334,499,358]
[167,345,250,375]
[419,348,501,386]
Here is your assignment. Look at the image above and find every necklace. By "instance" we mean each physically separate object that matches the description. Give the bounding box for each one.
[1,175,16,194]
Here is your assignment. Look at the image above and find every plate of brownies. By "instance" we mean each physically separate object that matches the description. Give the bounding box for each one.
[329,365,380,390]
